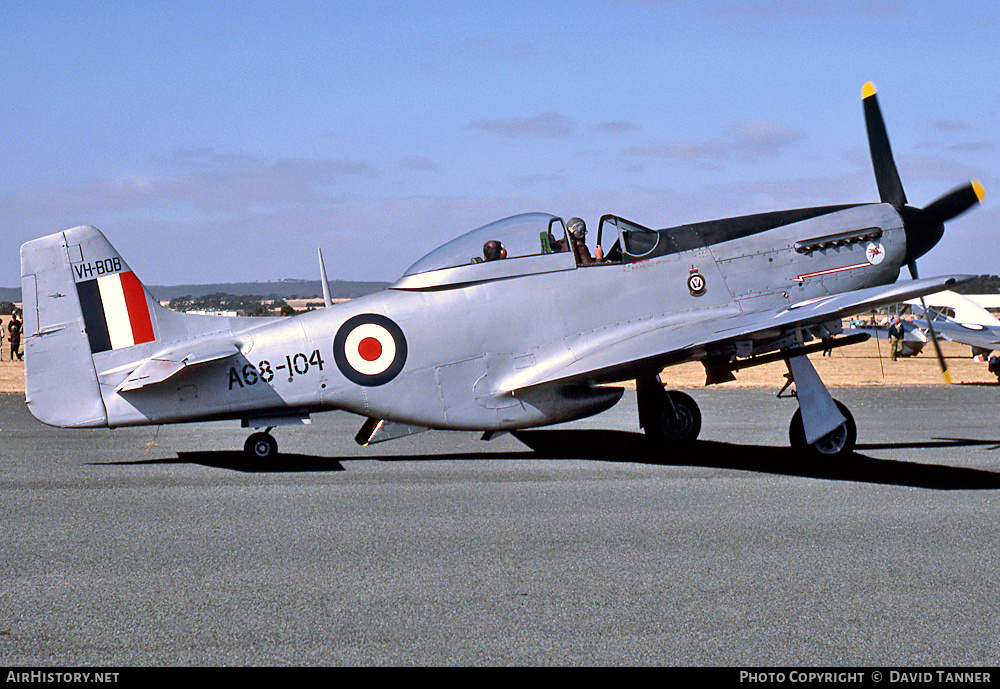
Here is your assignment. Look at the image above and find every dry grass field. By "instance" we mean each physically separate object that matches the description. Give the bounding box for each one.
[658,337,999,389]
[0,336,995,396]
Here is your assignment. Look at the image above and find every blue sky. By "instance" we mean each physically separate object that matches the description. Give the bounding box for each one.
[3,0,998,286]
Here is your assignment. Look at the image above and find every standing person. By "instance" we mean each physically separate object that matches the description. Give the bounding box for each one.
[888,316,904,361]
[8,312,22,361]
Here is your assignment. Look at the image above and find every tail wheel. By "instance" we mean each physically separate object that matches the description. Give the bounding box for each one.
[244,432,278,459]
[650,390,702,443]
[789,400,856,458]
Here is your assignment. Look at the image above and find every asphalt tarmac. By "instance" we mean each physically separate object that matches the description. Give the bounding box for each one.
[2,385,999,667]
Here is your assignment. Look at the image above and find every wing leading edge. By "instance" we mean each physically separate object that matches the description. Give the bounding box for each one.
[500,275,974,393]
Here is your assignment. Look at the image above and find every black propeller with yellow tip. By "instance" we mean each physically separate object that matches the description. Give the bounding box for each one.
[862,82,984,383]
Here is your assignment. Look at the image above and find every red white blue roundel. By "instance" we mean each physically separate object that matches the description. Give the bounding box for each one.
[334,314,407,386]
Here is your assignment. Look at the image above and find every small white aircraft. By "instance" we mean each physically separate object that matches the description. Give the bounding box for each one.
[906,291,1000,359]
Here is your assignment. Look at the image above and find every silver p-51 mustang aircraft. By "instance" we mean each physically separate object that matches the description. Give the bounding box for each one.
[20,84,984,460]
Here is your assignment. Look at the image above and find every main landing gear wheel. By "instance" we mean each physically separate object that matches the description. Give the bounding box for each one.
[648,390,702,443]
[244,432,278,460]
[789,400,856,459]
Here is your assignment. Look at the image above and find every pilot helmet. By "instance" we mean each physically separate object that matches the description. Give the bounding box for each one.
[567,217,586,240]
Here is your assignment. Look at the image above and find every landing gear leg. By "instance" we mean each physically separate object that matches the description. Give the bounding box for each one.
[637,374,702,443]
[244,428,278,459]
[785,355,856,458]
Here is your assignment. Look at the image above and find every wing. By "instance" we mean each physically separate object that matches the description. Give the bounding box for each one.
[924,321,1000,351]
[501,275,973,392]
[905,292,1000,351]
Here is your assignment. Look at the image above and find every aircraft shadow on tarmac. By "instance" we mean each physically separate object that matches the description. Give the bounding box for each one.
[510,430,1000,490]
[106,452,348,473]
[107,429,1000,490]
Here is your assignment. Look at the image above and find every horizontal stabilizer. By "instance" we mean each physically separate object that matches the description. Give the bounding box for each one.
[114,342,240,392]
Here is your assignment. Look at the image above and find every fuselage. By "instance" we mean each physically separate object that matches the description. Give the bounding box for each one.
[92,203,906,432]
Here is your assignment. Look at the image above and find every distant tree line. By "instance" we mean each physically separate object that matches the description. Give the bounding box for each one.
[149,279,389,302]
[168,293,294,317]
[953,275,1000,294]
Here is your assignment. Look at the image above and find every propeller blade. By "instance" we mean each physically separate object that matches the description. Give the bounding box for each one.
[902,181,984,267]
[863,82,907,208]
[919,296,952,385]
[906,263,952,382]
[921,180,986,228]
[863,83,984,315]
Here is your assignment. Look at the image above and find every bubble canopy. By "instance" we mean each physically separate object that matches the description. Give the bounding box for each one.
[402,213,569,277]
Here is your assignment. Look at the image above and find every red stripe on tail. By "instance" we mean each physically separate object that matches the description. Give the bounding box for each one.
[119,271,155,345]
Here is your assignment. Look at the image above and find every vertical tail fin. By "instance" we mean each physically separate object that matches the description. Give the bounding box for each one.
[20,226,160,427]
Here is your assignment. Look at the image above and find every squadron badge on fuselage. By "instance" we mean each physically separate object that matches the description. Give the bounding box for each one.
[865,241,886,265]
[687,268,707,297]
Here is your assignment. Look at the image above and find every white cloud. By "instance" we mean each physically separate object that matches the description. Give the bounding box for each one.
[400,156,441,172]
[466,112,576,138]
[625,119,804,163]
